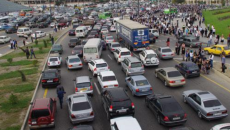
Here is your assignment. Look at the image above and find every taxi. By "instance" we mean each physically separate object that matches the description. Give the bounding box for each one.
[204,45,230,56]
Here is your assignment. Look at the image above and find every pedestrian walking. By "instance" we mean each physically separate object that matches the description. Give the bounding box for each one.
[51,36,54,45]
[209,53,214,69]
[220,34,224,44]
[207,34,212,47]
[205,60,211,74]
[181,47,185,61]
[221,54,226,73]
[57,85,65,94]
[10,40,13,49]
[57,89,66,109]
[175,42,178,55]
[23,39,26,46]
[30,47,36,59]
[166,38,170,47]
[177,44,181,55]
[185,49,190,61]
[25,47,30,59]
[204,28,208,37]
[197,58,202,70]
[214,36,218,45]
[228,34,230,48]
[190,50,193,61]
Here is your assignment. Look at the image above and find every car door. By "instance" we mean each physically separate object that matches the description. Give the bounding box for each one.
[152,99,162,116]
[181,63,187,75]
[215,47,223,55]
[121,59,128,71]
[88,61,94,71]
[139,52,145,62]
[67,97,72,116]
[126,77,132,90]
[97,74,103,88]
[159,70,166,81]
[129,78,135,93]
[187,94,200,111]
[209,46,216,54]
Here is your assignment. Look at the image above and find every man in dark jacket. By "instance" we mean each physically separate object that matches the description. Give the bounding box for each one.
[57,89,66,109]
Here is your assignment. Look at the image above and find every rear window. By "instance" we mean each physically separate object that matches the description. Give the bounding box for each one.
[121,52,130,56]
[17,29,23,32]
[146,54,157,58]
[69,58,80,63]
[135,80,149,86]
[106,37,113,40]
[74,47,82,50]
[112,44,120,47]
[72,102,90,111]
[96,63,107,68]
[76,82,91,88]
[167,71,182,77]
[31,109,50,119]
[43,72,56,78]
[131,62,142,68]
[203,100,221,108]
[84,48,97,53]
[53,45,60,48]
[162,100,182,113]
[188,65,199,70]
[70,39,77,42]
[49,58,58,61]
[162,49,172,53]
[102,76,116,81]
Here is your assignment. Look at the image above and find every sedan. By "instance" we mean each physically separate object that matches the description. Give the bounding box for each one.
[5,27,17,34]
[69,29,76,36]
[110,116,142,130]
[0,36,11,44]
[97,71,119,89]
[72,45,83,56]
[110,25,116,32]
[41,69,61,88]
[155,67,186,87]
[51,44,63,54]
[183,90,228,120]
[31,31,46,39]
[38,22,49,28]
[210,123,230,130]
[125,75,153,96]
[108,42,121,52]
[66,55,83,70]
[67,94,94,124]
[69,38,81,47]
[175,62,200,78]
[105,36,115,45]
[74,76,93,95]
[156,47,174,59]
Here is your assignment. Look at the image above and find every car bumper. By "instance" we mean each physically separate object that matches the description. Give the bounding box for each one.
[70,116,94,124]
[68,66,83,69]
[202,113,228,120]
[144,62,159,66]
[42,82,60,87]
[48,64,61,67]
[127,70,145,76]
[161,119,187,126]
[134,90,153,96]
[110,110,135,117]
[69,33,75,36]
[168,82,186,87]
[29,122,55,129]
[161,56,174,59]
[188,72,200,77]
[75,90,93,95]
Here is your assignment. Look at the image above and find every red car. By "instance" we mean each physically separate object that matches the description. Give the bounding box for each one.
[28,98,56,129]
[58,22,66,27]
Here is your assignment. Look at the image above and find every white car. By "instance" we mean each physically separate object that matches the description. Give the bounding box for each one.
[97,71,119,89]
[47,53,62,67]
[101,28,109,34]
[113,48,132,63]
[210,123,230,130]
[50,22,57,28]
[0,36,11,44]
[66,55,83,70]
[105,36,115,45]
[88,59,110,77]
[110,116,142,130]
[149,29,159,38]
[139,50,159,66]
[31,31,46,39]
[110,25,116,32]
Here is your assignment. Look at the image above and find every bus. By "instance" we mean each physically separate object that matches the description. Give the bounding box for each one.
[164,8,178,14]
[98,12,112,19]
[83,38,102,62]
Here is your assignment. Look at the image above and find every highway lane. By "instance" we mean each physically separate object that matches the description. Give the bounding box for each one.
[28,32,230,130]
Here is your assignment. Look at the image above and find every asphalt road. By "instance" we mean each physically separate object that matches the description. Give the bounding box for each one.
[0,27,53,56]
[27,31,230,130]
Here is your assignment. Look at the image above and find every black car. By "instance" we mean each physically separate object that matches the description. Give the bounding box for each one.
[175,62,200,78]
[69,38,81,47]
[101,88,135,120]
[41,69,61,88]
[81,39,88,45]
[69,125,93,130]
[38,22,49,28]
[72,45,83,56]
[69,29,76,36]
[5,27,17,34]
[89,31,99,38]
[145,94,187,126]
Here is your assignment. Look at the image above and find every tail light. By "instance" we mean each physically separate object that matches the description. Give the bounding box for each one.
[150,87,152,90]
[69,65,73,67]
[96,55,99,58]
[51,118,54,122]
[113,40,115,42]
[114,84,118,87]
[72,51,74,54]
[108,66,110,69]
[128,66,131,68]
[90,111,94,116]
[71,114,76,118]
[109,105,113,111]
[162,55,166,57]
[104,86,108,88]
[53,78,59,82]
[134,49,137,51]
[207,113,213,116]
[90,86,93,90]
[169,81,175,83]
[184,113,187,118]
[79,63,82,66]
[181,79,185,82]
[42,79,47,83]
[142,65,144,68]
[75,87,78,92]
[136,89,139,92]
[112,49,114,51]
[171,53,174,56]
[164,116,169,121]
[131,102,135,109]
[222,110,228,114]
[119,54,121,58]
[28,119,31,124]
[48,62,50,65]
[94,68,97,71]
[58,61,60,64]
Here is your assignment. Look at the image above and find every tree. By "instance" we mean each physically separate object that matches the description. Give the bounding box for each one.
[221,0,225,6]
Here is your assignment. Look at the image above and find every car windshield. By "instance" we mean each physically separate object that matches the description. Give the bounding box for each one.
[131,62,142,68]
[69,58,80,63]
[43,72,56,78]
[146,54,157,58]
[112,44,120,47]
[70,39,77,42]
[162,48,172,53]
[136,80,149,86]
[162,100,182,113]
[17,29,23,32]
[31,109,50,119]
[84,48,97,53]
[203,100,221,108]
[49,58,58,61]
[188,65,199,70]
[53,45,61,49]
[72,102,90,111]
[106,37,113,40]
[102,76,116,81]
[76,82,91,88]
[96,63,107,68]
[121,52,130,56]
[167,71,182,77]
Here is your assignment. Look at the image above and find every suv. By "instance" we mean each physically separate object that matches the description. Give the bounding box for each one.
[28,98,56,129]
[139,50,159,66]
[113,48,132,64]
[41,69,61,88]
[121,57,144,76]
[69,38,81,47]
[145,94,187,126]
[101,88,135,119]
[47,53,62,67]
[74,76,93,95]
[88,59,110,76]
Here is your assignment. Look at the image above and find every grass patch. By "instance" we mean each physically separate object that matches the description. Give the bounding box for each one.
[0,68,38,81]
[0,60,34,67]
[0,52,25,59]
[0,97,30,113]
[0,84,34,95]
[3,126,21,130]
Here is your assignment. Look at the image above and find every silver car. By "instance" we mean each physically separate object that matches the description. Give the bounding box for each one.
[74,76,93,95]
[125,75,153,96]
[105,36,115,45]
[121,57,145,76]
[67,94,94,124]
[183,90,228,120]
[66,55,83,70]
[156,47,174,59]
[108,42,121,52]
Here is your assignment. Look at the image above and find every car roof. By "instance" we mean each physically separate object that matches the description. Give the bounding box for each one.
[126,57,140,62]
[214,45,227,47]
[195,91,217,101]
[131,75,146,81]
[71,94,88,103]
[100,71,115,76]
[160,67,177,72]
[44,69,57,73]
[93,59,106,64]
[159,47,171,49]
[68,55,80,59]
[76,76,90,83]
[106,88,128,100]
[144,50,156,54]
[118,47,130,52]
[111,116,141,130]
[33,98,49,109]
[181,62,197,66]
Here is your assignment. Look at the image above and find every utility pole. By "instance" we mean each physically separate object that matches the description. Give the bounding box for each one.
[137,0,139,17]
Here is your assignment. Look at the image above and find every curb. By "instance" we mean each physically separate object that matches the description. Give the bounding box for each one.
[20,27,70,130]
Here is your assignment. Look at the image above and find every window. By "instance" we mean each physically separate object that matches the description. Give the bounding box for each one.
[131,62,142,68]
[96,63,107,68]
[146,54,156,58]
[217,47,222,51]
[112,44,120,47]
[84,48,97,53]
[211,47,216,50]
[220,126,230,130]
[72,102,90,111]
[76,82,91,88]
[162,49,172,53]
[154,100,162,111]
[49,58,58,61]
[69,58,80,63]
[167,71,182,77]
[43,72,56,78]
[103,76,116,81]
[136,80,149,86]
[195,96,201,105]
[203,100,221,108]
[31,109,50,119]
[121,52,131,56]
[188,65,199,70]
[138,30,144,35]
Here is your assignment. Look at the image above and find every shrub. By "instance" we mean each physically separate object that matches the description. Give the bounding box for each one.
[18,70,26,82]
[32,60,38,67]
[9,93,18,105]
[43,40,47,48]
[39,47,43,53]
[35,40,38,45]
[7,58,13,64]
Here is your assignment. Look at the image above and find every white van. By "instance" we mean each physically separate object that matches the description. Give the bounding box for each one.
[75,26,87,38]
[83,38,102,62]
[126,8,131,14]
[17,27,32,37]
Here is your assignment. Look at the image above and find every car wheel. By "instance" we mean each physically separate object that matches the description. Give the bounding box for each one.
[117,59,119,64]
[185,73,188,79]
[164,81,167,87]
[93,73,96,77]
[157,114,161,124]
[205,50,209,55]
[198,111,202,119]
[183,96,187,103]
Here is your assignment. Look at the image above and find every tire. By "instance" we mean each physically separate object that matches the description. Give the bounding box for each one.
[157,114,161,124]
[164,81,167,87]
[198,111,202,119]
[183,95,187,103]
[88,66,90,71]
[126,70,129,77]
[106,110,110,120]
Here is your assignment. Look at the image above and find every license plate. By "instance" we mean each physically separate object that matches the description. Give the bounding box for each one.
[175,80,180,83]
[142,89,148,92]
[118,109,127,113]
[192,71,197,73]
[80,88,88,92]
[109,85,114,88]
[78,114,87,118]
[214,113,222,116]
[54,51,58,53]
[47,80,53,83]
[173,117,180,120]
[32,121,37,124]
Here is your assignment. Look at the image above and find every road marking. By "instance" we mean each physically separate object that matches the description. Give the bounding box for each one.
[174,58,183,60]
[43,89,48,98]
[94,82,101,94]
[108,54,112,60]
[173,59,230,93]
